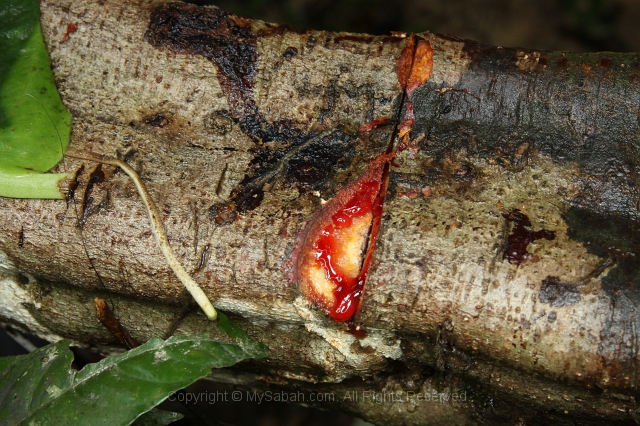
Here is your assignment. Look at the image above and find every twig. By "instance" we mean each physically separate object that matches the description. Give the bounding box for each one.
[65,150,217,320]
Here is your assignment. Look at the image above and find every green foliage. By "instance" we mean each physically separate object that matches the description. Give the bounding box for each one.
[0,0,72,199]
[217,311,269,358]
[0,334,266,426]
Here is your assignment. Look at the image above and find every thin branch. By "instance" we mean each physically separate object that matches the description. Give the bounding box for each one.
[65,150,217,320]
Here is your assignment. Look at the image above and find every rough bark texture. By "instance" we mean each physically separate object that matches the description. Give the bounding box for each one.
[1,1,639,424]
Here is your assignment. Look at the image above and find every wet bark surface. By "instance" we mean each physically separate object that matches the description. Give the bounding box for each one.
[0,1,639,424]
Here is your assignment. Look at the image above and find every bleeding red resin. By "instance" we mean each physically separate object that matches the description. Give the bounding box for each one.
[314,181,384,321]
[292,153,392,322]
[292,31,433,322]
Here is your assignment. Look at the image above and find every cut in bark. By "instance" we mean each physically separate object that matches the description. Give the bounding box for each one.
[1,1,639,425]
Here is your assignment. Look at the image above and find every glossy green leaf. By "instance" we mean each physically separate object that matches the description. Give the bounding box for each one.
[0,0,72,199]
[0,354,22,375]
[0,335,261,426]
[217,311,269,359]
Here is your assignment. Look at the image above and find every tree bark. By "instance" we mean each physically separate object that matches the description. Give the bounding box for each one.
[1,0,639,424]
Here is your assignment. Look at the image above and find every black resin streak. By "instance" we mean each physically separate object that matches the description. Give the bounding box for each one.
[410,41,640,222]
[539,276,580,307]
[146,3,347,214]
[285,130,354,186]
[145,3,389,216]
[66,165,84,207]
[146,3,257,98]
[145,2,304,146]
[79,165,105,227]
[502,209,555,265]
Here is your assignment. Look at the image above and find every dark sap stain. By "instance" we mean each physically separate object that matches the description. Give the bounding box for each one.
[144,112,171,127]
[563,176,640,389]
[563,206,639,301]
[79,165,106,227]
[460,39,506,67]
[66,165,85,207]
[147,5,397,214]
[539,276,580,307]
[208,201,238,225]
[239,114,306,146]
[18,226,24,248]
[502,209,555,265]
[147,3,316,212]
[226,128,354,212]
[285,129,354,187]
[234,189,264,212]
[145,1,308,153]
[600,57,611,68]
[147,3,304,143]
[283,46,298,59]
[146,3,257,103]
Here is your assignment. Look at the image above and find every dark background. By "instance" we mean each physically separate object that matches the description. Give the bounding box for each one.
[194,0,640,52]
[3,0,639,425]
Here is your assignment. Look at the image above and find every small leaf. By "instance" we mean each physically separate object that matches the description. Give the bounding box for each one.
[0,0,72,199]
[0,335,260,426]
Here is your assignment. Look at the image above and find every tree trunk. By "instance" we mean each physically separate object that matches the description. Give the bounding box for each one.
[1,0,639,424]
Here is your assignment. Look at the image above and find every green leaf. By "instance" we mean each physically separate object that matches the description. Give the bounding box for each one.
[0,335,260,426]
[0,354,23,375]
[0,166,72,198]
[0,0,72,199]
[217,311,269,359]
[131,409,183,426]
